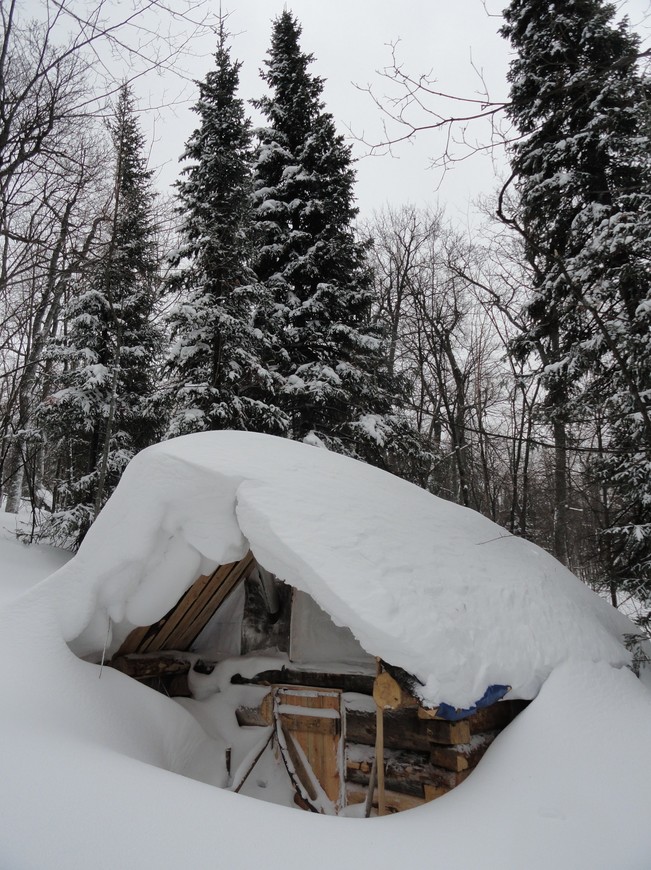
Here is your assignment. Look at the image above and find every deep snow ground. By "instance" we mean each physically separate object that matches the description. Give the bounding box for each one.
[0,429,650,870]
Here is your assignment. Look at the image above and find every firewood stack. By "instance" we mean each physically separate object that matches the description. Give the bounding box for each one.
[344,690,528,813]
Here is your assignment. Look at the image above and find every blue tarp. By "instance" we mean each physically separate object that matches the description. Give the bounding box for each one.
[434,684,511,722]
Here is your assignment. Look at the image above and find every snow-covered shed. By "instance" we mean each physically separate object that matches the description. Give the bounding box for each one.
[55,431,633,815]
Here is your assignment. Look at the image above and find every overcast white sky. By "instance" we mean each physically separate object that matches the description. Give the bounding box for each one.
[135,0,650,225]
[30,0,651,224]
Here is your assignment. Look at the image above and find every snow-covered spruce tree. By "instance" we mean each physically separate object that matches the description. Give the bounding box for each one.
[39,84,162,547]
[251,11,422,468]
[501,0,651,614]
[161,22,285,437]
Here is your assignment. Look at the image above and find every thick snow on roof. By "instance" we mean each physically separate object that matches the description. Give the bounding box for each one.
[54,431,631,708]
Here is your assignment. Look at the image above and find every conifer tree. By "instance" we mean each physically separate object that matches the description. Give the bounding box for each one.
[501,0,651,615]
[162,22,285,437]
[252,11,421,466]
[40,84,161,546]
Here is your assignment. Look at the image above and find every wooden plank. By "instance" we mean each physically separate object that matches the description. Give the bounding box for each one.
[167,553,255,650]
[116,552,255,656]
[274,687,344,809]
[280,726,319,803]
[116,567,226,656]
[115,624,150,657]
[281,713,339,736]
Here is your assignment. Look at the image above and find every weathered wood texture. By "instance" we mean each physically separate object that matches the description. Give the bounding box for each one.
[116,552,256,656]
[110,654,190,679]
[274,686,344,809]
[238,699,431,751]
[346,745,476,796]
[343,708,431,752]
[429,733,496,772]
[231,667,374,696]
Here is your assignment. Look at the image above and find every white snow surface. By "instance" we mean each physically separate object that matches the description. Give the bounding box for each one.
[52,431,632,707]
[1,438,651,869]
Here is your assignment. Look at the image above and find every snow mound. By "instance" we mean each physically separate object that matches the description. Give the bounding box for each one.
[46,431,632,708]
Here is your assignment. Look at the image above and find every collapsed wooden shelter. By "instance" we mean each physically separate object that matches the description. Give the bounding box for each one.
[110,550,527,816]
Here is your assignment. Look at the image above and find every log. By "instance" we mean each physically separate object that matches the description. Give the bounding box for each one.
[109,654,191,680]
[429,732,496,772]
[344,708,430,753]
[418,698,529,727]
[468,700,529,733]
[424,719,471,745]
[346,746,469,793]
[236,697,431,753]
[230,668,374,696]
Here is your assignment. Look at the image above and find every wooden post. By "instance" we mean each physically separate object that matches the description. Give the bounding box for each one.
[375,706,385,816]
[375,658,386,816]
[364,754,378,818]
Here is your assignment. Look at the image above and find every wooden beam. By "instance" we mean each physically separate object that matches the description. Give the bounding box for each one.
[344,708,430,753]
[424,719,471,746]
[231,668,374,696]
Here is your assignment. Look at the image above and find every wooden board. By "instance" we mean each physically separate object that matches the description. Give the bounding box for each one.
[116,552,255,656]
[273,686,344,812]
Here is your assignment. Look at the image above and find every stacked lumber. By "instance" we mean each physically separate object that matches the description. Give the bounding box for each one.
[343,697,521,809]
